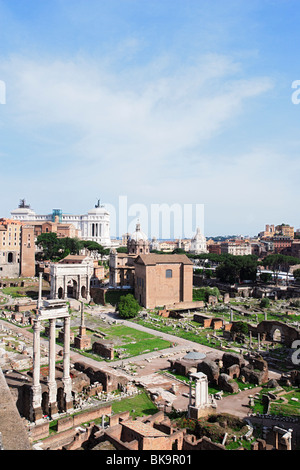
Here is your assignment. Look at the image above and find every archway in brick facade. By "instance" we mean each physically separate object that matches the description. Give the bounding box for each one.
[254,321,300,347]
[67,279,78,298]
[272,328,282,342]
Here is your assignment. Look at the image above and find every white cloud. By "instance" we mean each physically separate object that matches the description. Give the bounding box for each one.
[0,52,276,233]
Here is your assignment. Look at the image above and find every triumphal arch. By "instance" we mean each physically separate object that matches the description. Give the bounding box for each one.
[50,255,94,302]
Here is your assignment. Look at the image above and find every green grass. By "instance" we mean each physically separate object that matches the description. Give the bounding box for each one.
[121,336,171,356]
[111,391,158,419]
[250,387,300,417]
[102,324,172,357]
[70,324,172,361]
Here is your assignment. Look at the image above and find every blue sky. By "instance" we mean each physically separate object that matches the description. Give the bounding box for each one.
[0,0,299,237]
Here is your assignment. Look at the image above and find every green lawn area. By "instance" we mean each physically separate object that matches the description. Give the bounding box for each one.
[102,324,172,357]
[111,391,158,419]
[70,324,172,361]
[1,284,50,299]
[251,387,300,417]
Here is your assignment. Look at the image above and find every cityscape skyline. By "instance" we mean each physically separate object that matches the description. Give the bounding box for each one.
[0,1,300,236]
[7,195,298,240]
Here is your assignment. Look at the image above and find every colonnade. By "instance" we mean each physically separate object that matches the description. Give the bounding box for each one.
[31,279,74,422]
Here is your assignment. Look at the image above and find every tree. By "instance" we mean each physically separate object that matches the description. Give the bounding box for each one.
[215,255,258,284]
[193,287,220,302]
[117,246,128,253]
[117,294,141,319]
[233,321,249,335]
[260,272,272,283]
[260,297,270,308]
[81,240,110,259]
[172,248,186,254]
[35,233,83,261]
[35,233,62,260]
[293,268,300,281]
[263,254,300,285]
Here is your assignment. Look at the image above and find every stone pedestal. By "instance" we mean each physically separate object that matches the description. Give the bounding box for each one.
[74,334,91,350]
[188,406,211,419]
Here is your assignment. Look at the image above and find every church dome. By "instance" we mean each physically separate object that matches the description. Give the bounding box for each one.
[190,227,207,254]
[192,227,206,241]
[130,222,148,242]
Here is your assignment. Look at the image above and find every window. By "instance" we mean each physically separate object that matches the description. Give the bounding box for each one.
[166,269,172,278]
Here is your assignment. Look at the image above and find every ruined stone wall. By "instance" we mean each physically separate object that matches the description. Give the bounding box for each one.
[0,368,31,450]
[73,361,128,392]
[92,340,114,360]
[183,435,225,450]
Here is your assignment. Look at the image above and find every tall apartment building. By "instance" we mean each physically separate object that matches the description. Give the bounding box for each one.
[0,219,35,278]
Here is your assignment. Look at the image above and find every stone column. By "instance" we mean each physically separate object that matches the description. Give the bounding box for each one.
[86,274,91,302]
[62,316,73,412]
[194,374,209,408]
[63,275,67,299]
[77,275,81,300]
[31,318,43,422]
[48,318,58,417]
[188,379,193,418]
[37,272,43,309]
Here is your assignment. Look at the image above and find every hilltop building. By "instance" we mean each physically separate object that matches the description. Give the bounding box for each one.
[10,199,111,247]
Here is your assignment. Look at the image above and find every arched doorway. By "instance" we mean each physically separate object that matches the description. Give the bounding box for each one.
[67,279,78,298]
[81,285,87,299]
[7,252,13,263]
[273,328,282,342]
[58,287,63,299]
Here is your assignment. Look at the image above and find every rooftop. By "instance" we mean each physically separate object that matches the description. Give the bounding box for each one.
[135,253,193,266]
[122,420,167,437]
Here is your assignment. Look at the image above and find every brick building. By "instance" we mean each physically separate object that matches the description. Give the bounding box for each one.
[0,218,35,278]
[30,216,79,239]
[134,253,193,309]
[259,223,294,239]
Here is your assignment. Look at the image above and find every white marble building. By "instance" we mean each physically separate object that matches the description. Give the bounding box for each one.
[189,227,207,255]
[10,199,111,248]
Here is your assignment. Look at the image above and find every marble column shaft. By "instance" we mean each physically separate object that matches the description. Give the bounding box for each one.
[48,318,57,404]
[32,319,42,408]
